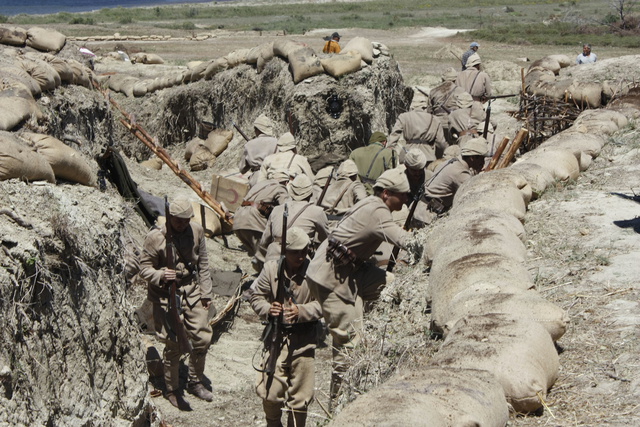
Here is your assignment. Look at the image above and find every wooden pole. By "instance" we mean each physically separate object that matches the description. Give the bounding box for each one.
[496,128,528,169]
[484,136,510,172]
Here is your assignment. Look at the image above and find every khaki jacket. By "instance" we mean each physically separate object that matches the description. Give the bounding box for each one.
[423,157,472,209]
[456,68,492,101]
[257,200,329,264]
[387,110,448,159]
[239,135,278,174]
[232,180,288,233]
[349,142,397,187]
[319,178,368,215]
[306,196,409,303]
[257,151,315,183]
[139,222,213,306]
[428,81,466,120]
[448,103,487,143]
[250,259,322,356]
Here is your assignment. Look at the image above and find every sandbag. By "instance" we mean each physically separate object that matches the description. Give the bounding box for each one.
[531,78,573,100]
[517,148,580,181]
[139,157,163,170]
[20,132,96,186]
[204,57,228,80]
[18,57,61,92]
[524,69,555,90]
[246,42,273,65]
[203,129,233,156]
[0,64,42,96]
[330,367,508,427]
[108,74,139,97]
[273,39,306,59]
[26,27,66,52]
[190,202,222,236]
[184,137,206,161]
[41,53,74,83]
[567,81,602,108]
[257,43,276,73]
[0,26,28,46]
[340,37,374,64]
[547,54,572,68]
[509,162,555,198]
[189,145,215,171]
[437,284,569,341]
[432,314,560,414]
[528,56,561,75]
[288,47,324,84]
[0,131,55,183]
[225,48,250,67]
[456,168,532,206]
[142,53,164,64]
[451,184,529,222]
[573,109,628,130]
[321,51,362,78]
[186,60,210,82]
[66,59,91,87]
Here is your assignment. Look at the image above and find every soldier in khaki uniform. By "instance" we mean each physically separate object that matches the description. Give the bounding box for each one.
[255,175,329,268]
[233,169,290,257]
[349,131,397,192]
[239,114,278,187]
[250,228,322,427]
[139,199,215,410]
[428,68,466,143]
[455,53,492,102]
[387,108,448,162]
[448,92,487,145]
[423,137,488,212]
[320,159,368,216]
[311,165,334,202]
[258,133,315,183]
[305,169,412,405]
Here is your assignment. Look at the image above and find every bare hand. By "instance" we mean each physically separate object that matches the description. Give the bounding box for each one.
[201,298,212,309]
[283,299,299,323]
[269,301,283,318]
[164,268,177,282]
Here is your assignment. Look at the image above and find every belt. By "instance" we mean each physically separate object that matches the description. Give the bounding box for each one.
[326,237,358,267]
[241,201,257,208]
[358,175,377,185]
[406,139,429,144]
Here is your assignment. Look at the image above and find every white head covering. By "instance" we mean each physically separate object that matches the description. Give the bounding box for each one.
[277,132,296,151]
[253,114,274,135]
[374,168,410,193]
[404,149,428,169]
[288,174,313,200]
[442,67,458,82]
[461,137,489,156]
[338,159,359,178]
[286,227,311,250]
[313,166,334,187]
[169,198,194,219]
[467,53,481,68]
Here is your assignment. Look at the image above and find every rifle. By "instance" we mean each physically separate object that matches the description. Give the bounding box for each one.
[264,203,289,378]
[232,120,250,142]
[164,196,193,355]
[482,94,519,138]
[316,166,337,207]
[387,187,424,272]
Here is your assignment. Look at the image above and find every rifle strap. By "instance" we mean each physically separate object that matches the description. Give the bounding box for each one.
[469,69,481,96]
[329,181,355,213]
[364,145,387,180]
[439,84,457,112]
[286,152,296,170]
[425,158,458,188]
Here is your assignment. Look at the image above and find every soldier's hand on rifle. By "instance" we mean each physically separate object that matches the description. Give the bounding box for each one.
[283,298,299,323]
[269,301,283,317]
[201,298,212,309]
[164,268,177,283]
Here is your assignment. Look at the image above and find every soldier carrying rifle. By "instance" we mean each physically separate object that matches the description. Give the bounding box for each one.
[139,198,215,410]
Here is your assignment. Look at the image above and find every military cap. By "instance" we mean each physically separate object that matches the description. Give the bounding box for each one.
[338,159,359,178]
[442,67,458,82]
[466,52,481,67]
[332,32,341,39]
[374,168,410,193]
[253,114,274,135]
[369,131,387,144]
[286,226,311,251]
[288,174,313,201]
[277,132,296,151]
[404,149,429,169]
[470,42,480,48]
[169,198,194,219]
[314,166,333,187]
[461,137,489,157]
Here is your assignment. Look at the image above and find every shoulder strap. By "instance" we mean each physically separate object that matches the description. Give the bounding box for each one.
[469,70,481,94]
[425,158,459,188]
[288,203,313,229]
[287,152,296,169]
[364,146,387,180]
[329,181,355,213]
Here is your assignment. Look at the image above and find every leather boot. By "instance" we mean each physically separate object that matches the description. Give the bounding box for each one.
[166,390,192,411]
[187,381,214,402]
[287,409,307,427]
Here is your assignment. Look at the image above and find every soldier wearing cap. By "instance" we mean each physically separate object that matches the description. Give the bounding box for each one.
[239,114,279,186]
[349,131,397,194]
[423,137,488,212]
[461,41,480,71]
[311,165,334,202]
[139,198,215,410]
[456,52,492,102]
[402,148,432,200]
[256,175,329,269]
[258,132,315,183]
[233,169,290,257]
[323,32,342,54]
[305,168,412,406]
[320,159,368,216]
[448,92,487,145]
[387,106,448,163]
[428,68,466,143]
[251,228,322,427]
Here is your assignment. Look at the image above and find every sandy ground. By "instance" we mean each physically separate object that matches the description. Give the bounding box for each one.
[98,26,640,426]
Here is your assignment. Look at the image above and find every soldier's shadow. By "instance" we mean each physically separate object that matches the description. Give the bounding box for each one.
[613,217,640,234]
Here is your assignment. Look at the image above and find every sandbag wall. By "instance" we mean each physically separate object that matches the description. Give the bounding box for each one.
[331,106,637,424]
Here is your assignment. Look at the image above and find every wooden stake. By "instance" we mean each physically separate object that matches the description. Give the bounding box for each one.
[484,136,510,172]
[496,128,528,169]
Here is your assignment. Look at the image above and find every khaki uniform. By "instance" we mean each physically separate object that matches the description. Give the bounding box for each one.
[387,111,448,161]
[428,81,466,143]
[239,135,278,174]
[250,259,322,427]
[448,104,486,145]
[319,178,368,216]
[139,222,214,393]
[423,157,472,210]
[257,151,315,183]
[349,142,397,190]
[256,200,329,265]
[456,68,492,101]
[305,196,409,375]
[233,180,289,256]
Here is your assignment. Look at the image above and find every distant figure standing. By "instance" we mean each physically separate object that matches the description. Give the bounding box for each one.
[461,41,479,70]
[323,32,342,54]
[576,43,597,64]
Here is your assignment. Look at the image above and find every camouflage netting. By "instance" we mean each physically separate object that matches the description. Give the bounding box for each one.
[0,181,149,426]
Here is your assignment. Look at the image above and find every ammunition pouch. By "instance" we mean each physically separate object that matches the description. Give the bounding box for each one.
[326,237,358,267]
[241,200,276,218]
[425,197,447,215]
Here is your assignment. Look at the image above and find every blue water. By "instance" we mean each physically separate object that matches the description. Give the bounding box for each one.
[0,0,232,17]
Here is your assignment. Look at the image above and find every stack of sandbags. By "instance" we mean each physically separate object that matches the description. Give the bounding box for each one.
[26,27,66,52]
[340,37,374,64]
[0,26,28,46]
[19,132,96,186]
[130,52,164,65]
[321,51,362,78]
[183,129,233,171]
[0,68,41,131]
[274,39,324,84]
[0,131,55,183]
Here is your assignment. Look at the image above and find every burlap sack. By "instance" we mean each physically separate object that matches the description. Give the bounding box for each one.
[184,137,206,161]
[567,81,602,108]
[139,157,163,170]
[204,57,228,80]
[273,39,305,58]
[143,53,164,64]
[341,37,374,64]
[573,109,628,130]
[509,162,555,198]
[0,131,55,183]
[0,64,42,96]
[540,132,605,159]
[41,53,74,83]
[517,147,580,181]
[528,56,561,75]
[19,57,61,92]
[531,78,573,100]
[189,145,216,171]
[132,80,147,97]
[330,367,508,427]
[456,168,533,206]
[20,132,96,186]
[66,59,91,87]
[246,42,274,65]
[288,47,324,84]
[437,284,569,341]
[185,60,209,82]
[0,26,28,46]
[524,69,555,90]
[108,74,139,97]
[225,48,250,67]
[321,51,362,78]
[256,43,276,73]
[451,184,529,222]
[432,314,560,414]
[204,129,233,156]
[0,77,39,131]
[26,27,66,52]
[547,54,572,68]
[190,202,222,236]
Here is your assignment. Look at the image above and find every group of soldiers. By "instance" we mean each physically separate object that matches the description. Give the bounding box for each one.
[140,41,500,425]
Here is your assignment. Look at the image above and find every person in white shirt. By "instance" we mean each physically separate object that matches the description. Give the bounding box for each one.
[576,43,597,64]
